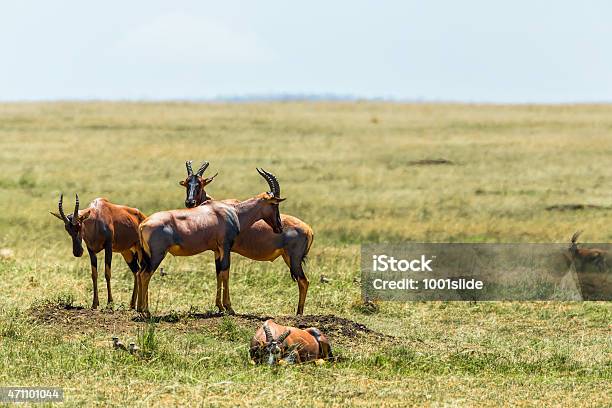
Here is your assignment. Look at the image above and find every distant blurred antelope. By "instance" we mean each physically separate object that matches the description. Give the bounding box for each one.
[249,319,333,365]
[50,194,146,308]
[180,161,314,315]
[565,231,607,273]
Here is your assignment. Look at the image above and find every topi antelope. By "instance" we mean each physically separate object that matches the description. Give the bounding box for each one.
[137,169,285,315]
[249,319,333,365]
[50,194,146,309]
[181,161,314,315]
[566,231,607,273]
[180,160,218,208]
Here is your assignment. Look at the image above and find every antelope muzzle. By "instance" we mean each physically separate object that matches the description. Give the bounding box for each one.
[184,178,199,208]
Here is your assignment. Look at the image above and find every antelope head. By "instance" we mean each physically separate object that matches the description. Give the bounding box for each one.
[569,230,582,256]
[180,160,218,208]
[255,168,285,233]
[50,194,90,257]
[261,322,291,365]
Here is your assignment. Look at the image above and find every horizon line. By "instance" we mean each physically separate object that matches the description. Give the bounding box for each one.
[1,93,612,105]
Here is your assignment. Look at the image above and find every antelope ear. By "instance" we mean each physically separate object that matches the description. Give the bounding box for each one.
[49,211,64,221]
[179,180,186,186]
[269,197,286,204]
[78,209,91,222]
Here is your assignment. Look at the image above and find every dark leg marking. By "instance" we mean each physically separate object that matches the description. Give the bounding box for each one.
[122,250,140,309]
[87,247,99,309]
[104,242,113,304]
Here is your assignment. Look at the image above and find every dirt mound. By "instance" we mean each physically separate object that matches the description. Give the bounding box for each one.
[30,303,140,334]
[29,303,389,341]
[407,158,454,166]
[275,314,389,339]
[545,204,611,211]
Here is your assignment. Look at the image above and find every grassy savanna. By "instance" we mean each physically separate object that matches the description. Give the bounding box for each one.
[0,102,610,406]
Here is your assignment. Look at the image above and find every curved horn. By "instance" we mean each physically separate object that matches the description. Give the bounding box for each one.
[277,329,291,344]
[257,168,281,198]
[185,160,194,176]
[263,322,273,343]
[196,161,209,177]
[204,172,218,183]
[571,231,582,243]
[58,194,68,223]
[256,168,274,195]
[73,194,80,223]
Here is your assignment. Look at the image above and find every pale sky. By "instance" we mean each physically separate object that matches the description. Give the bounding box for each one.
[1,1,611,103]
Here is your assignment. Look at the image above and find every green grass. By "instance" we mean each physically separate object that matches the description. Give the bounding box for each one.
[0,102,610,406]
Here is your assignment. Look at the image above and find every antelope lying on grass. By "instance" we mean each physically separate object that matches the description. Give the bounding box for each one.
[566,231,607,272]
[137,169,285,315]
[50,195,146,308]
[181,161,314,315]
[249,319,333,365]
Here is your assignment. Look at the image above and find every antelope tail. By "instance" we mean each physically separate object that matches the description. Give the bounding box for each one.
[301,225,314,266]
[138,223,152,273]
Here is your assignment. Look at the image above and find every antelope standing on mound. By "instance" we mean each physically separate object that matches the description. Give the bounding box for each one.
[181,161,314,315]
[566,231,607,272]
[50,195,146,308]
[137,169,285,315]
[249,319,333,365]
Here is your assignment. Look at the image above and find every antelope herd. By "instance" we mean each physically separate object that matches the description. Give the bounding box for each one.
[50,161,607,365]
[51,163,311,318]
[50,161,334,364]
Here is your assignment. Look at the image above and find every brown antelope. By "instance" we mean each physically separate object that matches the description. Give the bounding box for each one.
[181,161,314,315]
[50,194,146,309]
[566,231,607,272]
[249,319,333,365]
[137,169,285,315]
